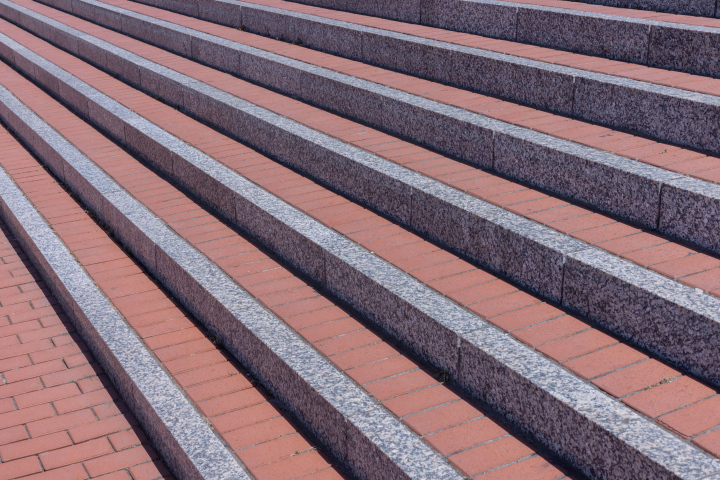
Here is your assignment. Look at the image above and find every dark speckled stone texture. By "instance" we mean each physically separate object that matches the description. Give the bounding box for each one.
[659,177,720,261]
[459,327,720,480]
[578,0,716,17]
[283,0,720,75]
[649,23,720,79]
[53,0,720,152]
[8,2,720,388]
[563,248,720,385]
[515,4,650,63]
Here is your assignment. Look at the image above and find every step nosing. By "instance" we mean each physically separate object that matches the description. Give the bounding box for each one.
[2,19,720,480]
[0,161,251,479]
[0,64,462,480]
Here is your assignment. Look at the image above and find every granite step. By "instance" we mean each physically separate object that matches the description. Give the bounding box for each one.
[37,0,720,160]
[5,1,720,394]
[15,0,720,259]
[0,127,256,480]
[137,0,720,79]
[3,17,720,480]
[0,152,181,480]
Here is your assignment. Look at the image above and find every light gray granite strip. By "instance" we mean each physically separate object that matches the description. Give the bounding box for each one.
[56,0,720,156]
[2,23,720,480]
[0,49,459,480]
[21,0,720,256]
[0,144,250,480]
[4,4,720,390]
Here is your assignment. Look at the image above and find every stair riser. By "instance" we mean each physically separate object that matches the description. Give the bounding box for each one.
[6,19,720,479]
[0,52,466,480]
[0,67,696,480]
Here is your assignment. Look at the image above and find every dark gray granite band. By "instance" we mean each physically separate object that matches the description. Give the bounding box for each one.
[0,44,460,480]
[1,26,719,480]
[4,3,720,392]
[283,0,720,76]
[21,0,720,259]
[59,0,720,157]
[0,138,250,480]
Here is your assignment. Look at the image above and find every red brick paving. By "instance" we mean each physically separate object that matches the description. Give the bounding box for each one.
[1,0,720,470]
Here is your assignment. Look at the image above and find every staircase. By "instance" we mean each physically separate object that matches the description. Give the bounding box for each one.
[0,0,720,478]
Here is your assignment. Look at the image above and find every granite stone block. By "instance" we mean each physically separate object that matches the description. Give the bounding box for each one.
[72,0,123,30]
[197,0,241,28]
[86,98,128,142]
[659,177,720,254]
[516,7,649,63]
[573,76,720,156]
[649,25,720,79]
[234,194,327,282]
[0,170,249,480]
[102,194,158,270]
[425,0,516,38]
[307,0,420,23]
[457,327,720,480]
[8,47,38,81]
[104,50,142,86]
[147,0,198,17]
[383,99,494,168]
[323,248,460,373]
[361,32,450,84]
[49,24,80,54]
[123,122,174,175]
[291,16,364,60]
[172,154,236,217]
[138,67,189,109]
[563,248,720,386]
[581,0,716,17]
[452,48,574,114]
[242,6,297,42]
[122,15,191,57]
[237,52,314,103]
[190,36,239,73]
[493,132,662,228]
